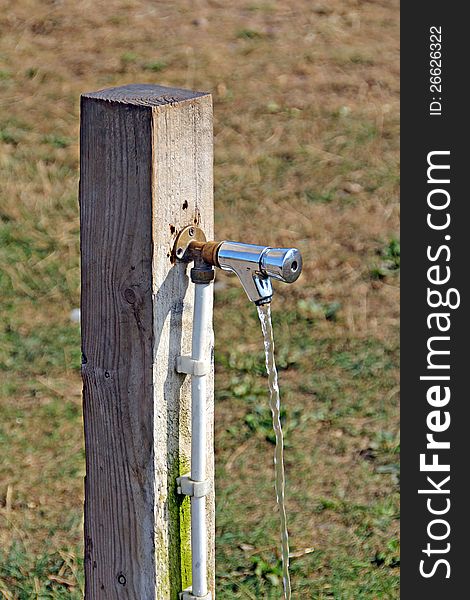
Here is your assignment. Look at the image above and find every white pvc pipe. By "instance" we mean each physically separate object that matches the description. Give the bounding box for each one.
[190,281,212,597]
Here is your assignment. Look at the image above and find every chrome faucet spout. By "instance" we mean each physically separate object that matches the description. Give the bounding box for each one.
[215,242,302,304]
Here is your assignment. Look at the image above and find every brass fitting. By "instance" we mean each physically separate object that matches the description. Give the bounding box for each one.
[173,226,222,266]
[199,241,222,267]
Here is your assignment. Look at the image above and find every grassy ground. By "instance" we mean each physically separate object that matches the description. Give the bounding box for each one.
[0,0,399,597]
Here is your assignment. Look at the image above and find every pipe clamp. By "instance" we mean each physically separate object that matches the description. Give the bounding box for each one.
[180,590,212,600]
[176,356,209,377]
[177,474,211,498]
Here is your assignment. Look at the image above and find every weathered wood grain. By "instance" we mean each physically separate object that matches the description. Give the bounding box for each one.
[80,84,214,599]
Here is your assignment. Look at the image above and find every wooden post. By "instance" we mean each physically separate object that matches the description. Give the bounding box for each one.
[80,84,214,599]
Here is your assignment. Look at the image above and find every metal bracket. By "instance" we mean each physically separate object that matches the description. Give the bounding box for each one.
[176,355,209,377]
[174,225,207,262]
[180,589,212,600]
[176,474,211,498]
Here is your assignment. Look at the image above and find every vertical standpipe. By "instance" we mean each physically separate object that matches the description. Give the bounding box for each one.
[190,280,212,598]
[176,259,215,600]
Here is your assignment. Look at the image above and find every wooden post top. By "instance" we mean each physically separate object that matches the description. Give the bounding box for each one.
[82,83,210,107]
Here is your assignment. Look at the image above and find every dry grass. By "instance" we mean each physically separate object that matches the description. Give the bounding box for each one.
[1,0,399,597]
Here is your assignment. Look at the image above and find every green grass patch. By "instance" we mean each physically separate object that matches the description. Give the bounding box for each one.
[236,29,264,40]
[0,543,84,600]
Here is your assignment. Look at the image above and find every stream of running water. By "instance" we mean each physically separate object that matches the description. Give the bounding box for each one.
[257,302,291,600]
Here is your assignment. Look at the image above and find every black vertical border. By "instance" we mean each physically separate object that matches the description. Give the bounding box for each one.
[401,4,467,597]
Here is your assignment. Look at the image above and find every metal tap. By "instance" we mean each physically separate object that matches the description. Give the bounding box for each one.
[174,227,302,304]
